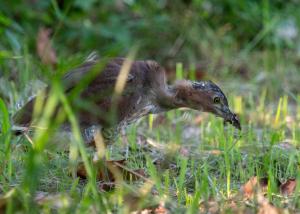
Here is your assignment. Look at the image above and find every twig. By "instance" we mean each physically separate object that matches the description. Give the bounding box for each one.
[113,161,153,184]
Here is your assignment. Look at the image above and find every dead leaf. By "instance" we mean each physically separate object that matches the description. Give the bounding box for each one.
[241,176,268,199]
[36,27,57,67]
[257,194,281,214]
[280,179,296,196]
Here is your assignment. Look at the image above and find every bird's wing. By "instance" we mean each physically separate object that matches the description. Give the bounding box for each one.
[12,58,136,126]
[62,58,134,93]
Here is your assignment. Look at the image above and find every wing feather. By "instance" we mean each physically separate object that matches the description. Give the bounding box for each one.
[13,58,136,126]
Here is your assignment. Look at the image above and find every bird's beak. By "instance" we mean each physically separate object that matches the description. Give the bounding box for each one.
[216,105,241,130]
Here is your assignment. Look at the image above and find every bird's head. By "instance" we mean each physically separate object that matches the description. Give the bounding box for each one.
[173,80,241,130]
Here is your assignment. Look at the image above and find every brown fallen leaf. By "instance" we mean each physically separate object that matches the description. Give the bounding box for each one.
[36,27,57,67]
[257,194,281,214]
[280,179,297,196]
[241,176,268,199]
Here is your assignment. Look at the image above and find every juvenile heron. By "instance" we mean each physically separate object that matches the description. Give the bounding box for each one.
[13,57,241,146]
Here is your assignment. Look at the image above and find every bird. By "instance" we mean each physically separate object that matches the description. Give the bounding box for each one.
[12,55,241,147]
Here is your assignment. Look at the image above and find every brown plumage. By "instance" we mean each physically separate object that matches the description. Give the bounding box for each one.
[13,56,240,145]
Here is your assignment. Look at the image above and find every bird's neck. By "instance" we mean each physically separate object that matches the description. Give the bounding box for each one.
[156,80,190,111]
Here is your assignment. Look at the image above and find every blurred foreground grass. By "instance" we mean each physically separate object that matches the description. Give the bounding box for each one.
[0,51,299,212]
[1,0,300,213]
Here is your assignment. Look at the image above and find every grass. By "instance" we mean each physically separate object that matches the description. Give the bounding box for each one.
[0,47,300,213]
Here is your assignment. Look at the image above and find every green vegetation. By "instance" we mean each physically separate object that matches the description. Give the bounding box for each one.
[1,0,300,213]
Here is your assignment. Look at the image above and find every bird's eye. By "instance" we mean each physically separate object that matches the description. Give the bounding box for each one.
[213,97,220,104]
